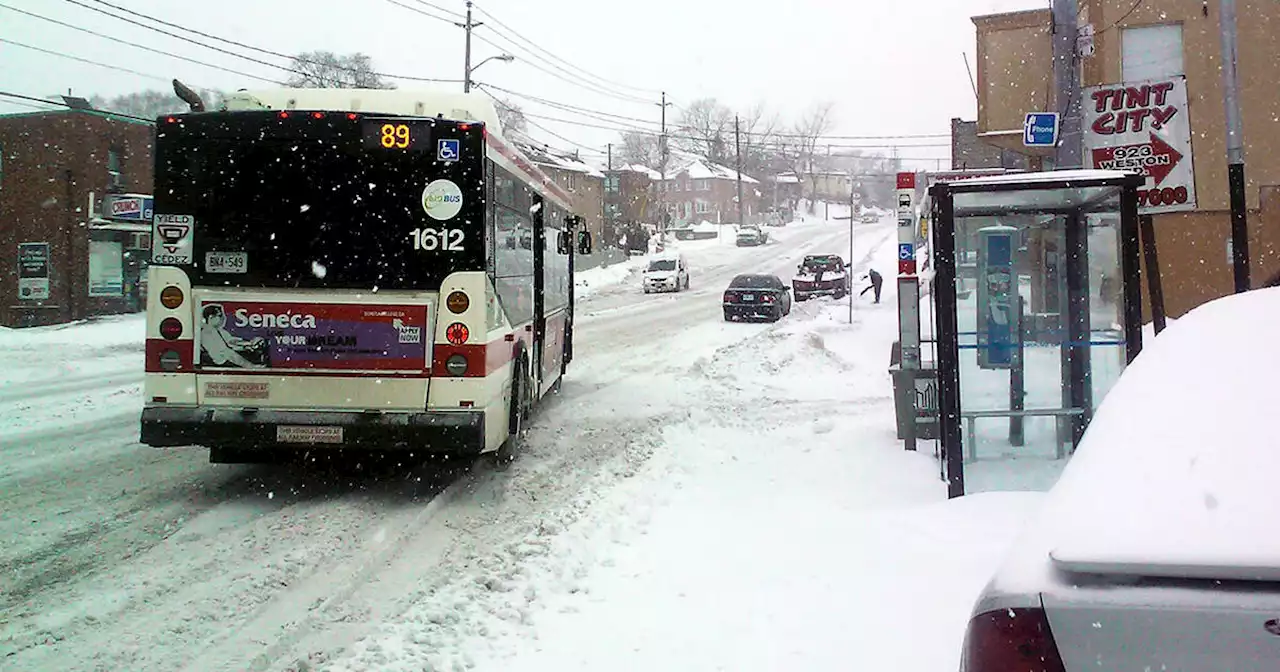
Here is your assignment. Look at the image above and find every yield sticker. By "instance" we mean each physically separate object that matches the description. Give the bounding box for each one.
[422,179,463,220]
[153,214,194,265]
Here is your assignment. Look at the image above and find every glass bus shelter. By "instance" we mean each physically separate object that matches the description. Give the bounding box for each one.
[928,170,1146,498]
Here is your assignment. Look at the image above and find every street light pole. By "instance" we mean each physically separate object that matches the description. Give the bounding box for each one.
[657,91,673,235]
[459,1,484,93]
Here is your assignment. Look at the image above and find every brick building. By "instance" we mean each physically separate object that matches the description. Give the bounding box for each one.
[520,144,606,247]
[660,153,761,226]
[950,118,1031,171]
[0,107,154,327]
[972,1,1280,317]
[604,164,659,248]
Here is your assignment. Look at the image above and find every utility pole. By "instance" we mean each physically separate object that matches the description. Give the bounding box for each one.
[825,145,831,220]
[1051,0,1082,168]
[735,115,744,226]
[1220,0,1250,292]
[848,184,855,324]
[459,1,483,93]
[657,91,672,234]
[606,143,615,249]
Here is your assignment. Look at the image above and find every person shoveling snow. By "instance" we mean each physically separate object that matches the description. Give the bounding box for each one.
[860,269,883,304]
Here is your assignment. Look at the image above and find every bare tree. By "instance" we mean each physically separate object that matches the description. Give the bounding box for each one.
[492,98,529,140]
[285,51,396,89]
[789,102,834,208]
[736,102,781,176]
[89,88,225,118]
[674,98,733,164]
[617,131,660,168]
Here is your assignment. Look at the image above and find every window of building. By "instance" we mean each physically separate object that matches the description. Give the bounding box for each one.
[694,179,710,191]
[1122,24,1184,81]
[695,200,710,214]
[605,175,620,193]
[107,148,122,188]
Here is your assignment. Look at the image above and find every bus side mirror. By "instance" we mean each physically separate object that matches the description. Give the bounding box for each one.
[556,231,571,255]
[577,230,593,255]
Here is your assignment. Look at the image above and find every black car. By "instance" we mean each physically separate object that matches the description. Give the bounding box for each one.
[722,274,792,322]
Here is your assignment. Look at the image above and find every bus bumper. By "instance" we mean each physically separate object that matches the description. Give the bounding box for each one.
[140,406,486,454]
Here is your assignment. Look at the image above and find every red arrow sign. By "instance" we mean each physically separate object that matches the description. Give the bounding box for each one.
[1091,133,1183,185]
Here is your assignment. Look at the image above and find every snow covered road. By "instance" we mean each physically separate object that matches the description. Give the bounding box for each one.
[2,214,941,672]
[1,213,1042,672]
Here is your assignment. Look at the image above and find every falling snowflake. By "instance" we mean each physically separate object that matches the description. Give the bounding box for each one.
[311,261,328,278]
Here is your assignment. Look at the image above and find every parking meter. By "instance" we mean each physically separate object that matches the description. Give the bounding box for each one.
[976,224,1020,369]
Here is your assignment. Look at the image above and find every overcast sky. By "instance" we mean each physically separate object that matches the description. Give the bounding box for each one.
[0,0,1045,171]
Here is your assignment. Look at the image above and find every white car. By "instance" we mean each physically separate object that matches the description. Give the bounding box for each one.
[735,226,767,247]
[642,254,689,293]
[960,287,1280,671]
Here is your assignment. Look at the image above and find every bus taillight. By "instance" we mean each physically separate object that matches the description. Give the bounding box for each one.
[160,285,184,309]
[446,291,470,314]
[159,318,183,340]
[445,322,470,345]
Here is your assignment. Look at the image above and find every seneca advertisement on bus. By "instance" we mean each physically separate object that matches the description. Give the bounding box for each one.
[196,301,430,372]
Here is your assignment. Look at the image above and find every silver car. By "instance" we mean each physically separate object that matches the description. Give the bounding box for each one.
[960,288,1280,671]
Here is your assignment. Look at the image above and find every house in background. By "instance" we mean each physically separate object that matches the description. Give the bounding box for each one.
[604,164,660,250]
[0,103,154,327]
[520,144,607,246]
[765,172,802,216]
[659,153,760,227]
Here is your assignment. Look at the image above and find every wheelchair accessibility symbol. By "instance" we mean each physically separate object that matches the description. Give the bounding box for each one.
[437,139,460,162]
[898,243,914,261]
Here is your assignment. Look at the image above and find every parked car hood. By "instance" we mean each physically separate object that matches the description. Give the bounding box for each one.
[992,288,1280,591]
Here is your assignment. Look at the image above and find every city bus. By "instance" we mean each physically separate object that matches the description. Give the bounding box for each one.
[140,88,591,463]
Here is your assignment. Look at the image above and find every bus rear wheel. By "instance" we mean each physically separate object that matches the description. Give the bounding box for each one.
[496,356,531,466]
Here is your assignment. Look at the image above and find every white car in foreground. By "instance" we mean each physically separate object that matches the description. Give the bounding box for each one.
[961,287,1280,671]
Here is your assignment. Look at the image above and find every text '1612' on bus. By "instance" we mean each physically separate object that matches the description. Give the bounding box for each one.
[140,87,593,464]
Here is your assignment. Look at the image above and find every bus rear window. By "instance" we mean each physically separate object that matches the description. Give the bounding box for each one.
[154,112,485,290]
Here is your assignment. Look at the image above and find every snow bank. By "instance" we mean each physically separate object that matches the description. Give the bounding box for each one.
[574,256,647,299]
[0,313,143,388]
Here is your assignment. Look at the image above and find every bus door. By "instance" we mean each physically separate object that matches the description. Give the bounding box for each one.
[531,194,547,391]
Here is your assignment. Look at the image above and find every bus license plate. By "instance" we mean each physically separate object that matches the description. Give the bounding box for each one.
[206,251,247,274]
[276,425,343,444]
[742,293,755,301]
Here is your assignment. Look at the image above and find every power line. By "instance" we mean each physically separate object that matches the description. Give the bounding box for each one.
[383,0,462,26]
[470,31,653,105]
[79,0,463,84]
[53,0,311,79]
[479,87,951,151]
[1,2,282,83]
[479,82,661,126]
[471,1,660,96]
[481,82,950,142]
[0,37,176,85]
[404,0,465,20]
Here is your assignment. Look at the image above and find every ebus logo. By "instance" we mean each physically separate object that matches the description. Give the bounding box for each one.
[422,179,464,221]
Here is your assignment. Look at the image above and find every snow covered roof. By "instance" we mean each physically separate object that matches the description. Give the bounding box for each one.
[518,143,606,179]
[663,152,759,184]
[618,164,662,181]
[772,173,802,184]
